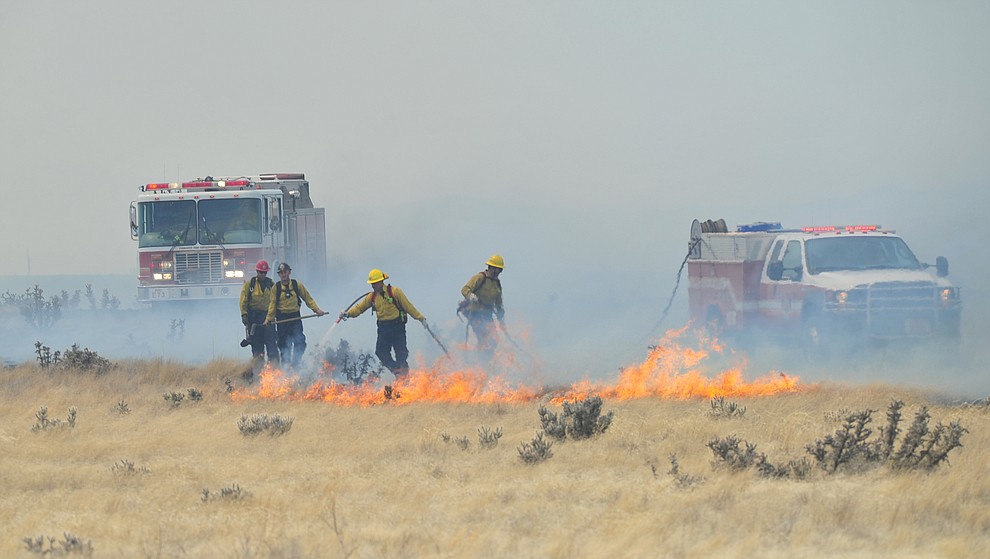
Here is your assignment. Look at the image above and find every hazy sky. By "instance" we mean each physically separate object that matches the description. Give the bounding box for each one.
[2,2,988,387]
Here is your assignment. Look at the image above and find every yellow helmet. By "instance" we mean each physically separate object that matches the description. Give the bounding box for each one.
[367,269,388,284]
[485,254,504,269]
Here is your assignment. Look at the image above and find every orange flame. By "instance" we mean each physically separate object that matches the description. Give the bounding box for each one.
[229,326,802,406]
[230,364,539,406]
[558,326,798,402]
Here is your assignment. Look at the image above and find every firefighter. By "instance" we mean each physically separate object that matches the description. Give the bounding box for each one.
[459,254,505,359]
[338,269,428,378]
[239,259,278,374]
[264,262,327,370]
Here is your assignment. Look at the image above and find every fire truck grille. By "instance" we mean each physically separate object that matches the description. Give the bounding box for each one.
[865,281,938,337]
[174,252,224,284]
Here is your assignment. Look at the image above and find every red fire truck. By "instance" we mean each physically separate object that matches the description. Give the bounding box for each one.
[129,173,326,308]
[686,219,961,353]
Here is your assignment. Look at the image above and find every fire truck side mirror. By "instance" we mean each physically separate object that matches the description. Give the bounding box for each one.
[936,256,949,277]
[767,261,783,281]
[129,203,138,239]
[266,197,282,232]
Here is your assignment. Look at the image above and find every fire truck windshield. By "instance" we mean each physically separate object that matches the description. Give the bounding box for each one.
[198,198,262,245]
[805,236,923,274]
[136,198,263,248]
[136,200,196,248]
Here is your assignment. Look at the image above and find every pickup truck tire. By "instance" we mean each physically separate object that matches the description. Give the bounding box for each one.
[802,311,832,362]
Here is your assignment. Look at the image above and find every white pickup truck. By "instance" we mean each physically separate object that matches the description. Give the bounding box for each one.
[686,219,961,354]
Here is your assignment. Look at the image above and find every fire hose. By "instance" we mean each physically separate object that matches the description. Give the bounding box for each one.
[640,237,702,342]
[336,292,371,324]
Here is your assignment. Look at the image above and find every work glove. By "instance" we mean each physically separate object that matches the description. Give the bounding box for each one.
[338,311,349,321]
[467,293,479,303]
[241,314,249,326]
[316,309,328,317]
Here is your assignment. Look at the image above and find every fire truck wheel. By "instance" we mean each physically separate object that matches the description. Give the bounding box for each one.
[704,306,724,337]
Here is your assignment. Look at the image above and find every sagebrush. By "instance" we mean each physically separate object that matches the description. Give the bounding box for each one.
[709,400,966,478]
[35,342,116,374]
[539,395,614,441]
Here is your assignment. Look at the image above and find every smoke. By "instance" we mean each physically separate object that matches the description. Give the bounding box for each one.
[2,180,988,403]
[1,3,988,397]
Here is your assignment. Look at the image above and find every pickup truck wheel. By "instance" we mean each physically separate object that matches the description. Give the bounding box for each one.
[934,318,962,357]
[802,314,831,361]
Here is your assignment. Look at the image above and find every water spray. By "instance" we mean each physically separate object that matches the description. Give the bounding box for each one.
[300,292,372,378]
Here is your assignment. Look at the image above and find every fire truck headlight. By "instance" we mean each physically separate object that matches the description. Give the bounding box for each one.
[153,273,164,281]
[940,288,959,304]
[160,261,172,270]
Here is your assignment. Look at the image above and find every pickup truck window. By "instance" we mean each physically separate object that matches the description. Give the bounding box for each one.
[805,236,922,274]
[780,240,803,280]
[768,240,784,262]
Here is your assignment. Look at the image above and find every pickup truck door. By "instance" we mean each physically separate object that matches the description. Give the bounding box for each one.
[761,239,805,329]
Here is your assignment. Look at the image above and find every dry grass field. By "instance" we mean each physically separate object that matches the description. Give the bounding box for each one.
[2,341,989,559]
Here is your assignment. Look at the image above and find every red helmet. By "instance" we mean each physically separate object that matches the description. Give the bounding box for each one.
[255,260,270,272]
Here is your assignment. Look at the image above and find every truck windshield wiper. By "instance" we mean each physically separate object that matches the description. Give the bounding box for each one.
[167,214,194,255]
[200,215,225,249]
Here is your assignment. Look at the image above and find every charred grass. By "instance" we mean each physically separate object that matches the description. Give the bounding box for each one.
[0,362,988,558]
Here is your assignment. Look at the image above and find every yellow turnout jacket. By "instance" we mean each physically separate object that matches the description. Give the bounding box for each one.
[347,285,425,322]
[265,279,323,321]
[240,276,274,314]
[461,272,504,318]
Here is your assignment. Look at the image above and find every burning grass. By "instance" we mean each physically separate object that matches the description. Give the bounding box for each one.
[231,327,803,407]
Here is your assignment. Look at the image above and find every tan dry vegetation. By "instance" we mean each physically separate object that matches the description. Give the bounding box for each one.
[1,361,989,558]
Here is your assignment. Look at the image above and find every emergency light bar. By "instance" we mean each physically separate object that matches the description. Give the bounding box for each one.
[141,175,302,193]
[801,225,881,233]
[140,179,259,192]
[181,180,251,188]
